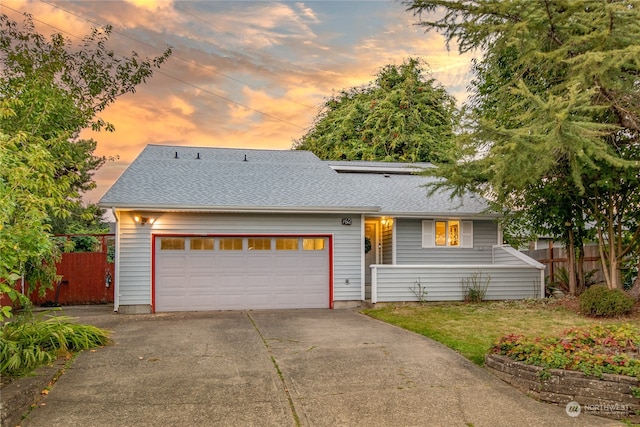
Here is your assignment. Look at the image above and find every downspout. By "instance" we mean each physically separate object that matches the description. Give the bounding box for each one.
[112,208,120,312]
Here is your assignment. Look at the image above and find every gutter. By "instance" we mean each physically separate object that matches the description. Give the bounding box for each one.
[369,212,501,219]
[99,204,382,214]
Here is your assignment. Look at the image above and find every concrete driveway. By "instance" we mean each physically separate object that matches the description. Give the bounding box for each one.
[21,306,618,427]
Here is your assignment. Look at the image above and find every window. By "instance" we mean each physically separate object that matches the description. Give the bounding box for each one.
[276,238,299,250]
[160,238,185,250]
[303,238,325,251]
[422,220,473,248]
[448,220,460,246]
[190,238,214,250]
[435,221,447,246]
[248,238,271,250]
[219,238,243,250]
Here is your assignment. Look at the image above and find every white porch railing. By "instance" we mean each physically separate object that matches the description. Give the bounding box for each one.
[370,245,545,303]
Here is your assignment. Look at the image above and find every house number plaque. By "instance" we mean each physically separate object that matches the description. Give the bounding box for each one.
[341,217,352,226]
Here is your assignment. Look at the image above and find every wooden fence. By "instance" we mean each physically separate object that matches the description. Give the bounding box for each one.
[521,243,605,286]
[1,234,115,307]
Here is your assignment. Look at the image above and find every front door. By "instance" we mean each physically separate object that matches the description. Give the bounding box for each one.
[365,222,378,290]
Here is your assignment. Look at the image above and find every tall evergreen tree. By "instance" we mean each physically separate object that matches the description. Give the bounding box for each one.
[294,58,457,163]
[404,0,640,290]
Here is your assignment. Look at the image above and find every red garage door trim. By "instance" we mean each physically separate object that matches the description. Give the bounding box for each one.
[151,233,334,313]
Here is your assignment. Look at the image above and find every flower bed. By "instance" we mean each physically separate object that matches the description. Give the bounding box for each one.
[486,324,640,421]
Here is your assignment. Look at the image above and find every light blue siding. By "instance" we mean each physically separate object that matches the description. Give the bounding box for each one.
[371,245,545,302]
[116,212,363,309]
[382,221,393,264]
[116,217,152,308]
[372,265,543,302]
[395,219,498,264]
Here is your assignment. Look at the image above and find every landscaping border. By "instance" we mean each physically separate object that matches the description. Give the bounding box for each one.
[486,354,640,421]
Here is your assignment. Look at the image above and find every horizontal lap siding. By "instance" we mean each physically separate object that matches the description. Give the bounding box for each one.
[118,220,152,306]
[382,222,393,264]
[374,266,542,302]
[493,246,535,265]
[395,219,497,264]
[117,212,362,306]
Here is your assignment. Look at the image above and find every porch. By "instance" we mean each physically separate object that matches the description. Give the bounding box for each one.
[368,245,545,304]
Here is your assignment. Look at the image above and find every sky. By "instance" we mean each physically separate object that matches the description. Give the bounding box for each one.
[1,0,477,204]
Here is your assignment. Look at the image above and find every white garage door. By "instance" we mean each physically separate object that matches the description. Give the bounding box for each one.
[154,236,330,312]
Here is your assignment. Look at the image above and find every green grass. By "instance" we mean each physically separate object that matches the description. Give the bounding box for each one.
[361,300,640,366]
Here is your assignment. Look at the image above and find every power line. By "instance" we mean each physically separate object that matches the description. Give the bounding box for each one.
[155,69,305,129]
[41,0,316,111]
[2,4,307,130]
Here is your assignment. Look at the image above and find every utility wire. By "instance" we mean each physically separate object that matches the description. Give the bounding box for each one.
[2,4,306,130]
[41,0,316,110]
[154,69,306,129]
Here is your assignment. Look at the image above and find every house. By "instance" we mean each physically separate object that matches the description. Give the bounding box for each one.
[99,144,544,313]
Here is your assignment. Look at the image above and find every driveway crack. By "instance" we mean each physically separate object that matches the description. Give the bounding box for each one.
[246,312,300,427]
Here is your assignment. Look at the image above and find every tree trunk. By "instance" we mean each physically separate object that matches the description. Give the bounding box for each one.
[628,259,640,300]
[597,227,614,289]
[567,227,577,296]
[576,244,585,295]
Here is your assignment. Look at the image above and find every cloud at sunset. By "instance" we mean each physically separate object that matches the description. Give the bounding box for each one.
[2,0,478,205]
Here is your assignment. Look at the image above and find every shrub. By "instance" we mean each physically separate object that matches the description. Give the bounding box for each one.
[579,285,635,317]
[462,271,490,303]
[410,278,428,304]
[547,267,601,296]
[0,311,110,377]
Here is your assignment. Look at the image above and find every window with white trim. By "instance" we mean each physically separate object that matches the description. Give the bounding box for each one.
[422,220,473,248]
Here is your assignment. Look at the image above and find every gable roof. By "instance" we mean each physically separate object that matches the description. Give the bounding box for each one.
[100,144,492,217]
[100,145,376,213]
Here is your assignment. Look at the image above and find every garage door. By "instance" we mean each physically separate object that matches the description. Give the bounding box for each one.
[154,236,330,312]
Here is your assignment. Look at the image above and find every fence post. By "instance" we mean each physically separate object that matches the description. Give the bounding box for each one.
[548,240,554,285]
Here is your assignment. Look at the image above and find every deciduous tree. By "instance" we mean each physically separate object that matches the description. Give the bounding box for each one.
[0,14,171,316]
[404,0,640,290]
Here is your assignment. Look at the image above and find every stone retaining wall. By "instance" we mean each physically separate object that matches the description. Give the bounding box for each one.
[485,354,640,421]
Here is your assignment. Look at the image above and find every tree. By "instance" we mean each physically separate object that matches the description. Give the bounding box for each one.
[293,58,457,162]
[0,13,171,316]
[403,0,640,290]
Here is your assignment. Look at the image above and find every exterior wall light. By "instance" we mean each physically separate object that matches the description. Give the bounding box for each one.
[134,215,155,225]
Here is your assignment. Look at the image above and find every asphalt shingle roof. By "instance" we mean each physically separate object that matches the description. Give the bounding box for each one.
[99,145,492,216]
[342,171,489,216]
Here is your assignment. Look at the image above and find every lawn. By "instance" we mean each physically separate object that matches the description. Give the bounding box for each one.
[361,299,640,366]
